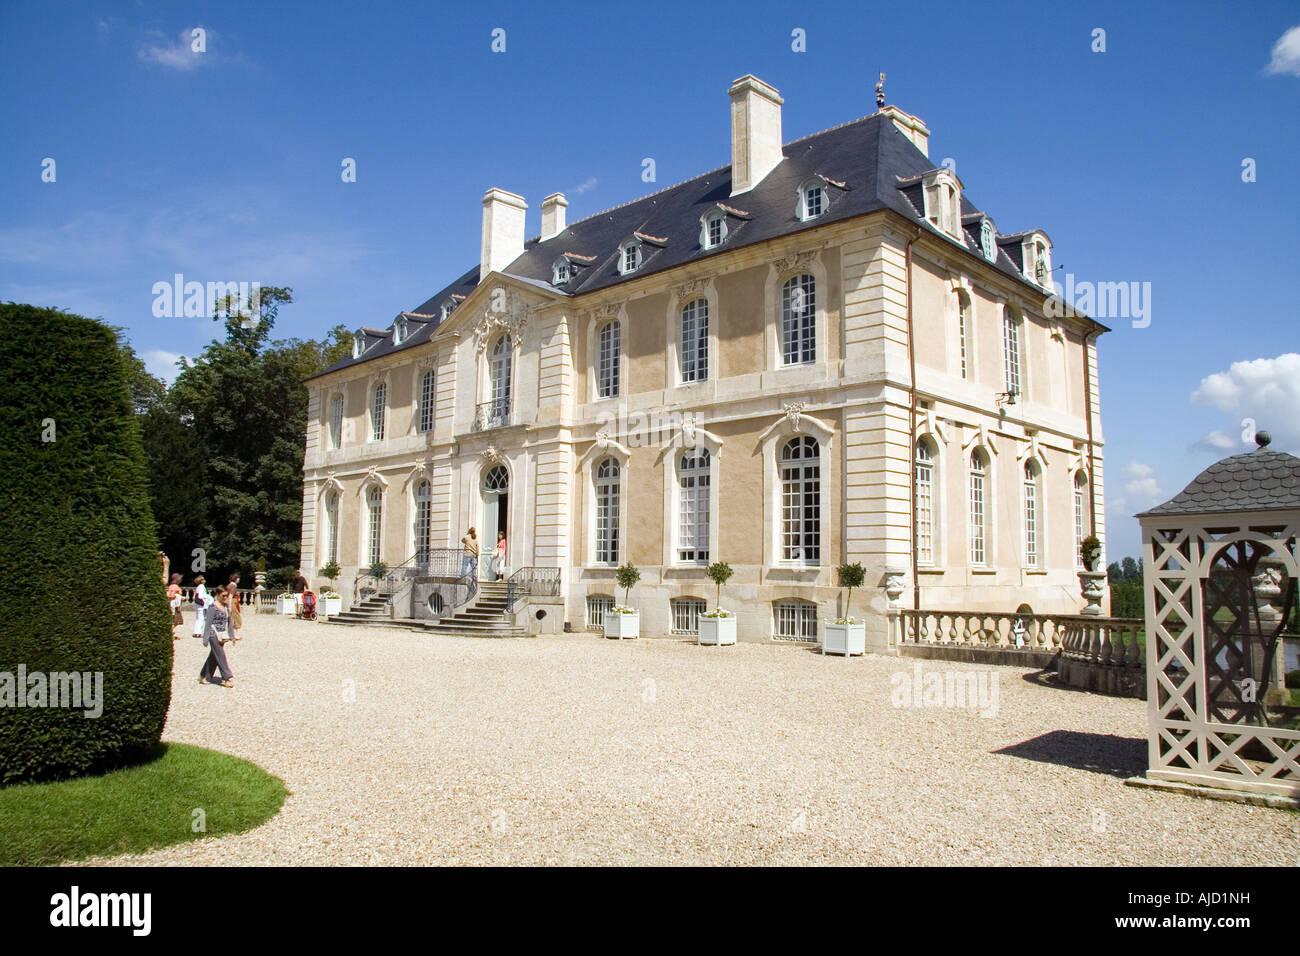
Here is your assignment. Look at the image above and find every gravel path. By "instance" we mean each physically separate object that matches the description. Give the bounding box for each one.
[88,614,1298,866]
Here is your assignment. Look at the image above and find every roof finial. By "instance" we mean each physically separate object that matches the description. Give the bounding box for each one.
[1255,430,1272,449]
[875,72,886,110]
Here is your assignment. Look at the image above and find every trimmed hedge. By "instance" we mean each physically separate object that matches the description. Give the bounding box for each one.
[0,305,173,784]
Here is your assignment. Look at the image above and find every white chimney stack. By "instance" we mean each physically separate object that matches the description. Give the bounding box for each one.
[728,74,784,196]
[540,192,568,241]
[480,187,528,276]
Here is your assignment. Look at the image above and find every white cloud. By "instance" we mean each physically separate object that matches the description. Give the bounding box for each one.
[1266,25,1300,76]
[142,349,185,385]
[570,177,598,195]
[1121,461,1163,507]
[1190,429,1239,455]
[1190,353,1300,451]
[139,28,210,71]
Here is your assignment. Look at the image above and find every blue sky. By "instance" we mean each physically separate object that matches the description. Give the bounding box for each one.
[2,0,1298,560]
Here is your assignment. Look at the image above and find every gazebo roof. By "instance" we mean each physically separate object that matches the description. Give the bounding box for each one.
[1139,440,1300,518]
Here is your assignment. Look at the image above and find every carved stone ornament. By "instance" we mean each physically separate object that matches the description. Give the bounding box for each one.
[591,302,621,322]
[774,249,818,274]
[883,569,907,608]
[672,279,708,301]
[595,430,611,448]
[473,287,530,352]
[783,401,806,431]
[479,446,504,464]
[682,413,698,449]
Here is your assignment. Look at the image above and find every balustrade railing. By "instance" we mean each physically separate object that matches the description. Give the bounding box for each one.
[897,608,1145,665]
[505,567,561,612]
[473,398,511,431]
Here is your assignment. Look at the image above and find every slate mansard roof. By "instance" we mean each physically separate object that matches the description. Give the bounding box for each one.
[317,108,1065,378]
[1139,447,1300,518]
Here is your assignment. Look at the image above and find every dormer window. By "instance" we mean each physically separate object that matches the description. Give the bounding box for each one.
[553,257,572,286]
[701,211,727,249]
[1034,242,1049,284]
[1020,233,1053,287]
[392,317,407,346]
[980,220,997,262]
[619,240,642,275]
[798,179,827,221]
[440,299,458,321]
[352,329,365,359]
[922,169,963,238]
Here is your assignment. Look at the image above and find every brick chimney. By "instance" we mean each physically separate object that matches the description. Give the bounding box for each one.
[879,105,930,158]
[728,75,784,196]
[540,193,568,241]
[481,188,527,276]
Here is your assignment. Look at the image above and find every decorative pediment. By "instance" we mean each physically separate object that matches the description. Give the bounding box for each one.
[916,408,949,444]
[473,286,532,352]
[672,278,709,302]
[479,445,505,464]
[961,422,998,456]
[1016,433,1046,467]
[773,249,819,274]
[590,302,621,322]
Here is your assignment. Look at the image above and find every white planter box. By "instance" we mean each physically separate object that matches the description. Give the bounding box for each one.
[822,621,866,656]
[604,610,639,640]
[697,615,736,645]
[322,596,342,618]
[276,595,297,615]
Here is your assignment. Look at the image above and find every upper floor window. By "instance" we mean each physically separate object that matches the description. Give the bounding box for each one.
[923,170,963,237]
[1003,311,1022,398]
[678,448,710,563]
[595,457,620,565]
[393,317,407,346]
[915,439,936,567]
[780,274,816,365]
[780,436,820,563]
[969,450,988,566]
[619,241,641,275]
[490,335,512,411]
[596,321,621,398]
[1034,241,1049,285]
[1023,460,1041,568]
[370,382,386,442]
[553,257,571,286]
[701,211,727,249]
[418,369,435,434]
[958,294,970,380]
[1073,471,1089,568]
[798,180,826,221]
[352,330,365,359]
[680,298,709,383]
[979,220,997,261]
[329,394,344,449]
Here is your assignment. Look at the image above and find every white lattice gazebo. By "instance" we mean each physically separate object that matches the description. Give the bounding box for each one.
[1134,435,1300,805]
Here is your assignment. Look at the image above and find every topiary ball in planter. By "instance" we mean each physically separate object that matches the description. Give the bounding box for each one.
[0,306,173,784]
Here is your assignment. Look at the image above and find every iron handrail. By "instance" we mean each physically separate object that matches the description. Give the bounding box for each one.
[505,566,561,613]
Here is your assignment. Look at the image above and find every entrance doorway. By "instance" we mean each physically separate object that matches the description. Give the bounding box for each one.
[481,465,508,580]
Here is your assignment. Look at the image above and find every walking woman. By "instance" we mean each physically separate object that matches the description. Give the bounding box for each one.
[494,531,507,581]
[191,575,210,639]
[199,586,235,687]
[167,573,183,639]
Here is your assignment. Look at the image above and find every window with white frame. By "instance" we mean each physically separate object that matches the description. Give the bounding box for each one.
[677,448,710,562]
[915,439,936,566]
[586,594,615,631]
[619,241,641,275]
[596,321,620,398]
[1034,241,1049,285]
[701,212,726,249]
[329,394,344,449]
[1023,460,1041,568]
[671,598,707,635]
[352,331,364,359]
[441,299,458,321]
[773,600,818,641]
[324,490,339,565]
[679,298,708,383]
[366,485,383,566]
[958,295,970,380]
[490,335,512,413]
[595,457,620,564]
[969,450,988,566]
[370,382,386,441]
[553,257,571,286]
[393,318,406,346]
[780,274,816,365]
[1003,312,1021,398]
[780,436,821,563]
[414,480,431,566]
[798,180,826,221]
[1074,471,1088,568]
[418,369,435,434]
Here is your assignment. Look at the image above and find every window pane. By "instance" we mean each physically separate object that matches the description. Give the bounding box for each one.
[969,454,986,566]
[371,383,386,441]
[596,459,620,564]
[781,275,816,365]
[780,437,820,561]
[916,443,934,566]
[597,322,620,398]
[678,448,710,562]
[419,371,435,433]
[680,299,709,383]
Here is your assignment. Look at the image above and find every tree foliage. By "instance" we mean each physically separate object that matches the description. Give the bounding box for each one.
[1107,558,1145,619]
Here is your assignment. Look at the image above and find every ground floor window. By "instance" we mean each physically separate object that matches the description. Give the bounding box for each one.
[586,594,614,631]
[773,600,818,642]
[670,598,707,635]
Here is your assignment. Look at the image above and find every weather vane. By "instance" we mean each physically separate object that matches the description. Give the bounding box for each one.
[876,72,886,110]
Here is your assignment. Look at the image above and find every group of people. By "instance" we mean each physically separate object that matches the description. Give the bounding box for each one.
[166,572,243,688]
[460,528,508,580]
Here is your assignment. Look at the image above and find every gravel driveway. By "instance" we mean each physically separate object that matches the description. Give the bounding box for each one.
[89,614,1298,866]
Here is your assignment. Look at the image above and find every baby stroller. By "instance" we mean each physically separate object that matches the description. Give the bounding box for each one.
[298,589,317,621]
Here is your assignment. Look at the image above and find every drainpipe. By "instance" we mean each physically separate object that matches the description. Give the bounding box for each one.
[906,227,923,611]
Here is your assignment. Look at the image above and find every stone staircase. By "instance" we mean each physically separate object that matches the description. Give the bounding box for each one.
[328,582,525,638]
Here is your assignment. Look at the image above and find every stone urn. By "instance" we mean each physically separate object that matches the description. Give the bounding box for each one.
[1078,571,1107,616]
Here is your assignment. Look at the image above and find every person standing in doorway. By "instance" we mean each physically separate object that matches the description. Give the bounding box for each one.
[494,531,507,581]
[191,575,210,639]
[461,527,479,579]
[199,586,235,687]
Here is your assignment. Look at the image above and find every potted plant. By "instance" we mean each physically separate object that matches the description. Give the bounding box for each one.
[605,563,641,640]
[276,590,297,615]
[368,560,389,581]
[823,562,867,656]
[319,561,343,617]
[698,561,736,646]
[1080,535,1103,572]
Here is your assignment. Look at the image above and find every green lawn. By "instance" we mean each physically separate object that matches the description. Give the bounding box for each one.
[0,742,287,866]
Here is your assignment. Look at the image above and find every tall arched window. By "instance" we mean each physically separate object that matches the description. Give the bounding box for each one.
[680,298,708,383]
[418,370,435,434]
[678,448,710,562]
[1074,471,1089,568]
[969,451,988,566]
[597,321,620,398]
[958,294,970,380]
[1003,311,1021,398]
[595,457,620,565]
[780,436,821,562]
[366,485,383,566]
[329,395,344,449]
[490,335,512,420]
[780,274,816,365]
[1023,460,1041,568]
[413,480,431,566]
[324,490,339,565]
[370,382,386,441]
[915,440,936,566]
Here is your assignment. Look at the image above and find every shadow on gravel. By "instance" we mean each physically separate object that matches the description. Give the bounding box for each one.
[994,730,1146,779]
